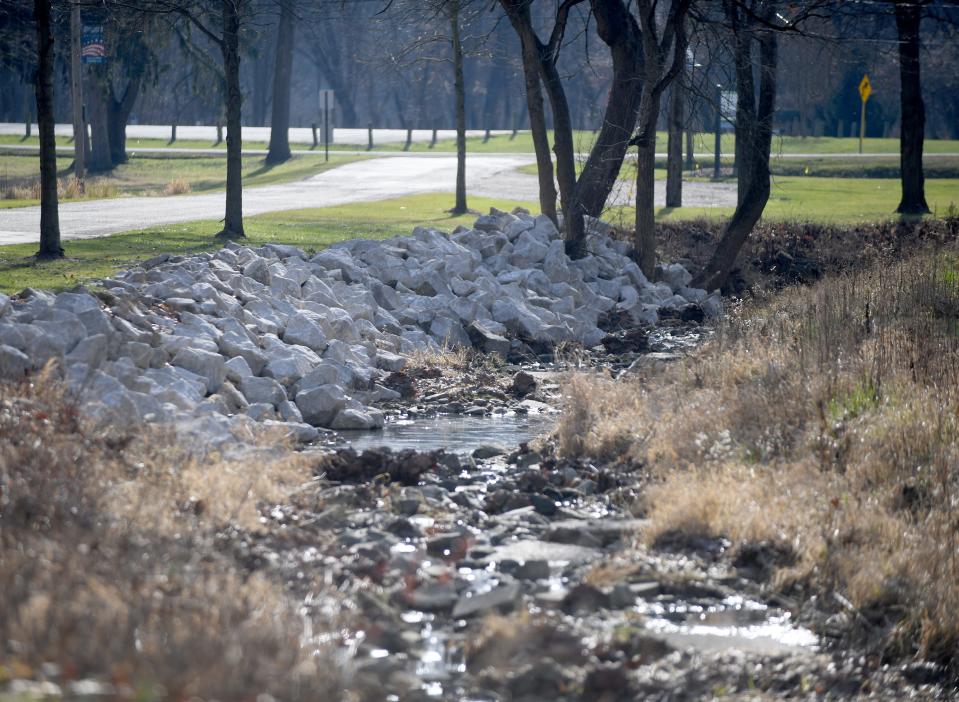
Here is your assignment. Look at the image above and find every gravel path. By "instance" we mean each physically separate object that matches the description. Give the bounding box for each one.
[0,154,739,245]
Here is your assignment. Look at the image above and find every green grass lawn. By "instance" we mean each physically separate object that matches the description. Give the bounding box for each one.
[0,193,537,293]
[598,176,959,227]
[6,130,957,155]
[2,174,956,293]
[0,152,364,208]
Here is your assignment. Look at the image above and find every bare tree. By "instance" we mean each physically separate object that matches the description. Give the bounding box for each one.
[33,0,62,259]
[627,0,691,277]
[666,82,684,207]
[153,0,249,238]
[449,0,467,214]
[894,0,929,214]
[693,0,779,290]
[266,0,294,165]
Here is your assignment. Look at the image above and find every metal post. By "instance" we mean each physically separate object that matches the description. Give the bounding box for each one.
[859,100,866,154]
[713,84,722,180]
[323,92,329,162]
[70,4,86,181]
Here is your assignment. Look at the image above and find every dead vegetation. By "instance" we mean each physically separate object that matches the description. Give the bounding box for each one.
[556,243,959,671]
[0,367,345,698]
[2,177,118,201]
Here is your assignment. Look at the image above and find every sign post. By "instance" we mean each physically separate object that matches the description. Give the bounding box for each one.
[858,75,872,154]
[319,89,334,162]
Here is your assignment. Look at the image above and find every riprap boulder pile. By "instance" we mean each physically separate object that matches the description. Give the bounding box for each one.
[0,209,719,442]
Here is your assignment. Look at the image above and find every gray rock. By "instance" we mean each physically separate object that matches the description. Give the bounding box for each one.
[330,407,384,430]
[466,320,511,358]
[237,375,286,406]
[452,582,520,618]
[295,384,346,426]
[282,313,328,352]
[171,347,226,394]
[0,344,30,379]
[66,334,108,368]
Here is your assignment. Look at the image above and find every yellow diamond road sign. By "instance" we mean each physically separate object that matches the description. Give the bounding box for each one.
[859,75,872,102]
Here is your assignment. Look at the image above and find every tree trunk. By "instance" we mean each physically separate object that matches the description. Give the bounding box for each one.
[88,68,113,173]
[266,0,294,165]
[514,18,557,224]
[634,125,659,277]
[219,0,245,238]
[575,0,644,224]
[894,0,929,215]
[107,77,140,166]
[538,55,581,255]
[666,83,683,207]
[450,0,468,215]
[693,13,777,292]
[70,3,86,180]
[34,0,62,259]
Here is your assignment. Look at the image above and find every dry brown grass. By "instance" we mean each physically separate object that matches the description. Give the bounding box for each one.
[163,176,192,195]
[0,368,345,698]
[557,245,959,670]
[2,177,118,201]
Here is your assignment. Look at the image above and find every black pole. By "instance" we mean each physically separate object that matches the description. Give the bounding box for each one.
[714,83,722,180]
[323,93,329,162]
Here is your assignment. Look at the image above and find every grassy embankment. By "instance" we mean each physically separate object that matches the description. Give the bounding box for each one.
[556,218,959,672]
[0,152,363,209]
[0,193,537,294]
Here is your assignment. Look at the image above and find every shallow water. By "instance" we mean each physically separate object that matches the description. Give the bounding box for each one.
[333,412,557,455]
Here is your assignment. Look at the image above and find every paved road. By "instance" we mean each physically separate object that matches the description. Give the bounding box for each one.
[0,123,510,147]
[0,154,741,245]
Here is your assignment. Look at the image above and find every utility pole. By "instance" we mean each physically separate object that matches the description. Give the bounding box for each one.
[70,3,86,183]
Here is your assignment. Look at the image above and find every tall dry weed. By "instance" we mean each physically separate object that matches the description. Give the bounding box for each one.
[0,370,345,697]
[559,247,959,670]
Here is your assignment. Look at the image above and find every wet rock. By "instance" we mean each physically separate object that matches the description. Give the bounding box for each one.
[426,532,472,560]
[580,663,636,702]
[317,448,438,485]
[509,370,537,397]
[472,444,506,459]
[385,517,421,539]
[507,660,573,700]
[601,327,649,354]
[452,581,520,618]
[489,539,601,565]
[530,493,558,517]
[383,371,416,399]
[515,559,550,581]
[394,498,421,517]
[563,583,610,614]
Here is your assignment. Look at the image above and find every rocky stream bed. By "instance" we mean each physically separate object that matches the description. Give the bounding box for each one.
[1,210,955,699]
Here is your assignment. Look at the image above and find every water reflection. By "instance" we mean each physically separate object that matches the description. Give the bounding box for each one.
[334,413,557,455]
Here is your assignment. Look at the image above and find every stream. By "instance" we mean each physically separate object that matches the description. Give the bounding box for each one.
[309,406,828,700]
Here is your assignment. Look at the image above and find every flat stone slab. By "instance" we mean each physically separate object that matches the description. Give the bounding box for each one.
[488,539,602,565]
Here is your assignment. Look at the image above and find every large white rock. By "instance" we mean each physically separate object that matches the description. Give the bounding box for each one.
[282,313,328,352]
[171,347,226,394]
[295,384,346,427]
[238,375,287,406]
